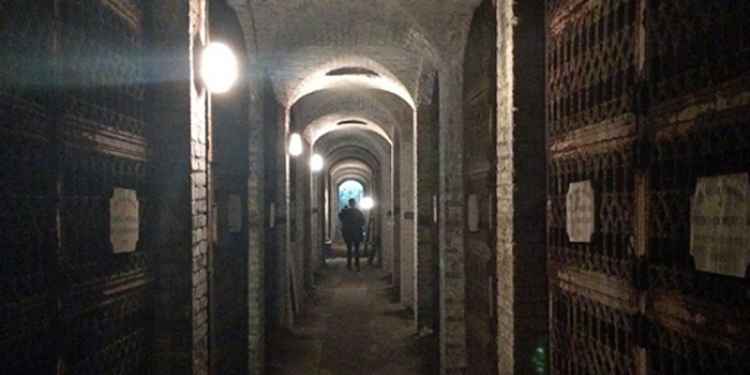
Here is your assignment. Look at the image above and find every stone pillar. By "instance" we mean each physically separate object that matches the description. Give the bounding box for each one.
[377,150,391,269]
[146,1,210,373]
[276,109,292,327]
[417,74,440,331]
[223,3,269,371]
[329,173,338,243]
[381,149,394,274]
[400,118,418,312]
[289,138,309,314]
[438,65,468,375]
[372,147,392,271]
[310,158,322,273]
[495,1,547,374]
[392,136,402,296]
[302,143,313,290]
[246,81,267,375]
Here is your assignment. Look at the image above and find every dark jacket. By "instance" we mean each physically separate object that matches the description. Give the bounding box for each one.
[339,207,366,242]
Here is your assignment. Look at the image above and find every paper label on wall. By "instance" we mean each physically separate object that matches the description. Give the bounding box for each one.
[110,188,139,253]
[228,194,242,233]
[690,173,750,278]
[566,181,594,243]
[468,194,480,232]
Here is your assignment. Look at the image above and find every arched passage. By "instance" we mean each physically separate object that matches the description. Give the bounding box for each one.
[290,83,417,310]
[315,131,389,270]
[5,2,750,375]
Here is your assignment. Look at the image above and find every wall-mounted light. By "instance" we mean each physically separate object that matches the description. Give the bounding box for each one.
[288,133,303,156]
[310,153,324,172]
[201,42,238,94]
[360,196,375,210]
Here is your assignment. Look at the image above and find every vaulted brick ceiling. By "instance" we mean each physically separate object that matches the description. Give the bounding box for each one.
[231,0,482,106]
[330,159,375,185]
[315,128,390,171]
[292,88,408,144]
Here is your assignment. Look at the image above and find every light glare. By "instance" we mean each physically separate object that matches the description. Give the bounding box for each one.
[201,42,238,94]
[288,133,303,156]
[310,154,324,172]
[360,196,375,210]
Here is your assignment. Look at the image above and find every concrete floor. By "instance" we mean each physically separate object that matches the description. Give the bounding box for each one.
[268,258,437,375]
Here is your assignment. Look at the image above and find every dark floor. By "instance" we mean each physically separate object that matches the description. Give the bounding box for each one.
[268,258,437,375]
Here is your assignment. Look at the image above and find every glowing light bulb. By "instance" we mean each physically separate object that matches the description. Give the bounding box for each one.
[288,133,303,156]
[201,42,238,94]
[360,196,375,210]
[310,153,324,172]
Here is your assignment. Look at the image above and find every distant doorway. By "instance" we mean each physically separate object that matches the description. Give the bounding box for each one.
[331,179,365,244]
[338,180,364,209]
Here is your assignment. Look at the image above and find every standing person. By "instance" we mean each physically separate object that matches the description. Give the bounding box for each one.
[338,198,366,271]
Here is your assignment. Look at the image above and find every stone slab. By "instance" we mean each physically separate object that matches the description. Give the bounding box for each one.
[690,173,750,278]
[566,181,594,243]
[110,187,139,253]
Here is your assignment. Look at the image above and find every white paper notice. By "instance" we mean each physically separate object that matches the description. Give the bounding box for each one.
[690,173,750,278]
[110,188,139,253]
[566,181,595,243]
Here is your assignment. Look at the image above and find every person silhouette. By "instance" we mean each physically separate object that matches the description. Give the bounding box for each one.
[338,198,366,271]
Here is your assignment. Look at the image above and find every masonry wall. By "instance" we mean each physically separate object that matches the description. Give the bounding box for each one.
[392,135,402,297]
[382,150,395,276]
[289,137,310,316]
[399,121,418,311]
[417,73,440,332]
[463,2,498,374]
[264,95,286,329]
[209,2,251,374]
[147,1,211,373]
[222,3,273,371]
[496,1,548,374]
[310,163,322,278]
[246,75,271,375]
[437,65,469,375]
[381,150,394,273]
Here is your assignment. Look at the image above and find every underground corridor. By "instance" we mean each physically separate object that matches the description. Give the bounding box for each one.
[2,1,750,375]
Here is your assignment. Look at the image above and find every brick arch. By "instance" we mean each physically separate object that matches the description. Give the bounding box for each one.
[293,87,411,143]
[257,2,435,107]
[286,55,418,109]
[328,151,380,175]
[330,160,375,184]
[303,114,393,146]
[315,128,391,170]
[228,0,485,107]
